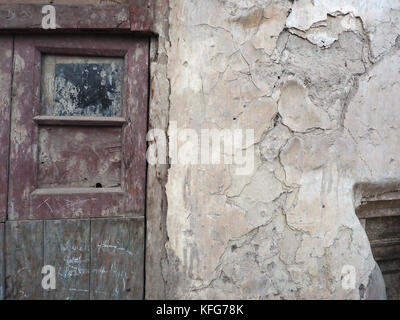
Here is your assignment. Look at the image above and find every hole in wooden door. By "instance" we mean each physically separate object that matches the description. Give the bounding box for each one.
[37,126,122,188]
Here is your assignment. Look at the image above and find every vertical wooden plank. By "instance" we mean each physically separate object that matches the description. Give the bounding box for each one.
[90,218,144,300]
[0,36,13,222]
[123,38,149,217]
[5,220,44,299]
[0,223,4,300]
[8,36,40,221]
[44,219,90,300]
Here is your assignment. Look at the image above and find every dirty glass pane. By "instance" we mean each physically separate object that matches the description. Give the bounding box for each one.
[41,56,124,117]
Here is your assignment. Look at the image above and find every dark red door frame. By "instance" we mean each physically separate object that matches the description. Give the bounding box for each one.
[8,35,149,220]
[0,2,153,300]
[0,1,154,33]
[0,36,13,222]
[0,2,154,221]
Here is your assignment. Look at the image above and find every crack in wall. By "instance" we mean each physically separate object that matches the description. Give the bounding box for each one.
[159,0,400,299]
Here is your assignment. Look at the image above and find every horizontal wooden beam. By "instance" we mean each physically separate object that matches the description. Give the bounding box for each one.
[34,116,126,126]
[0,3,154,33]
[356,199,400,219]
[370,238,400,248]
[28,187,126,220]
[32,187,124,195]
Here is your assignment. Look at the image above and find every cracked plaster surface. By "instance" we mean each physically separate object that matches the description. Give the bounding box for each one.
[161,0,400,299]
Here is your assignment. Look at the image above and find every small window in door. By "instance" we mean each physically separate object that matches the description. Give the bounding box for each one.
[39,55,124,190]
[41,55,124,117]
[9,35,148,221]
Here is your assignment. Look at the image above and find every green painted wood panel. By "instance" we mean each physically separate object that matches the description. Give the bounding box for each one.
[5,221,44,299]
[90,217,144,300]
[43,219,90,300]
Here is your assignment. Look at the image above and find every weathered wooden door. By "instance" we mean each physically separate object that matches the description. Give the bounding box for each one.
[0,34,148,299]
[357,194,400,300]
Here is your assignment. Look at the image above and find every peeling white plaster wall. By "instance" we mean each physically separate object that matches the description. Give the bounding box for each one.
[163,0,400,299]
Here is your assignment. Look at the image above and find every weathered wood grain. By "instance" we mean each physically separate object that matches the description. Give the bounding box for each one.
[44,219,90,300]
[122,38,149,217]
[379,258,400,299]
[4,33,147,299]
[4,218,145,299]
[372,242,400,261]
[5,221,44,299]
[9,35,148,220]
[0,4,133,31]
[90,218,144,300]
[38,126,122,189]
[382,271,400,300]
[0,223,4,300]
[130,0,153,32]
[365,215,400,242]
[8,36,39,221]
[34,116,126,126]
[356,195,400,300]
[356,199,400,219]
[0,36,12,222]
[30,188,125,220]
[0,0,129,3]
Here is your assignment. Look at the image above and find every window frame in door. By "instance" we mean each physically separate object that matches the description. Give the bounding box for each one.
[8,34,149,221]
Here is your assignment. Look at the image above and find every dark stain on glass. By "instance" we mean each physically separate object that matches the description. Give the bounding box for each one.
[53,62,123,116]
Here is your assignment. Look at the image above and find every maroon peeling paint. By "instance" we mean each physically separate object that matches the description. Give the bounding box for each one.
[30,189,126,220]
[0,4,154,33]
[8,35,149,220]
[0,36,12,222]
[38,126,122,189]
[130,0,153,32]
